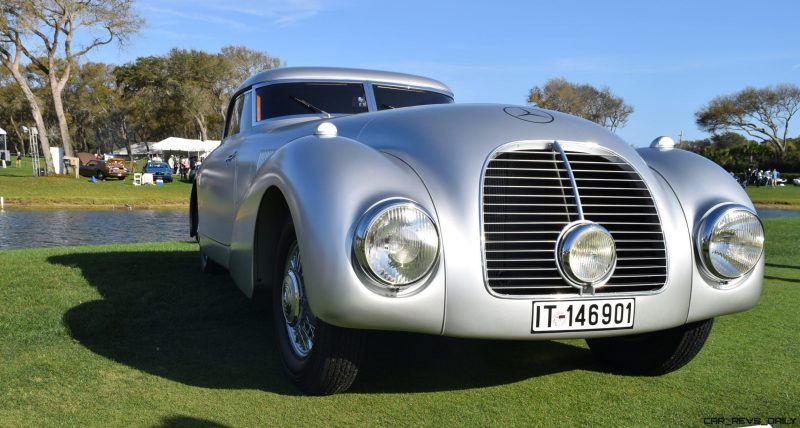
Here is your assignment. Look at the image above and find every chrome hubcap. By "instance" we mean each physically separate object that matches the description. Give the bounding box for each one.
[281,242,315,358]
[282,272,301,325]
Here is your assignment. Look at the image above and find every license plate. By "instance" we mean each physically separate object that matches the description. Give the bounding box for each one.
[532,299,635,333]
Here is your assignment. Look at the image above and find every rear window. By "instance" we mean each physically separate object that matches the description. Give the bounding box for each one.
[373,85,453,111]
[107,159,125,168]
[256,82,368,121]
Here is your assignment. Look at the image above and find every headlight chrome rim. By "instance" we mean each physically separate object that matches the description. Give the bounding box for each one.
[696,204,764,285]
[353,199,440,296]
[556,221,617,293]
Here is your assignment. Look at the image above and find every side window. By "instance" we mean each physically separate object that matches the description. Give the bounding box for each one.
[224,94,245,138]
[373,85,454,110]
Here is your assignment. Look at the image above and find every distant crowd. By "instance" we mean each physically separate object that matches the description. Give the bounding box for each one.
[737,168,784,188]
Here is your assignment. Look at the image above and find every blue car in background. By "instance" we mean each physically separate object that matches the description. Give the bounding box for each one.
[142,161,173,183]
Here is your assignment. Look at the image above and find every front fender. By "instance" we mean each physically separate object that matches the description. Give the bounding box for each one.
[229,134,446,334]
[636,147,764,322]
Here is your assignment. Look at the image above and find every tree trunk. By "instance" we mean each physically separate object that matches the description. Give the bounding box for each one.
[8,68,54,173]
[193,113,208,141]
[50,76,75,157]
[121,118,133,162]
[9,116,25,156]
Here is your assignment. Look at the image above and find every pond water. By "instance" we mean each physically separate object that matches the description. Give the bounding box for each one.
[756,209,800,219]
[0,209,189,250]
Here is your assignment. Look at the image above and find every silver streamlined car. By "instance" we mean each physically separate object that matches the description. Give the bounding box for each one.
[191,67,765,395]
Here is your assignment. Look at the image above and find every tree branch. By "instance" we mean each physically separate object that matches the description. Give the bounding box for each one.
[72,26,113,58]
[16,42,49,74]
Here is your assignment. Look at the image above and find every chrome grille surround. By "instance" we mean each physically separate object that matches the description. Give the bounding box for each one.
[480,141,668,298]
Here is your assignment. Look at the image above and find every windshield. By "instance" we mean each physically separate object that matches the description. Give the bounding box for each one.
[373,85,453,111]
[146,162,170,170]
[256,82,368,121]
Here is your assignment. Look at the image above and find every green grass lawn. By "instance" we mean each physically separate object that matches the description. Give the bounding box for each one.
[746,185,800,208]
[0,219,798,427]
[0,157,191,208]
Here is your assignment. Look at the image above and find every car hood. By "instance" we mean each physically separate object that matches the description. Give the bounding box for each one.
[323,104,660,257]
[343,103,648,201]
[265,103,655,220]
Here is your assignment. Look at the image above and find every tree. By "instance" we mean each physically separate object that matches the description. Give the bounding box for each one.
[709,131,748,149]
[116,46,283,143]
[115,55,181,149]
[696,84,800,159]
[3,0,142,157]
[0,1,55,172]
[676,134,771,173]
[0,67,33,154]
[218,45,282,118]
[164,48,227,141]
[527,78,634,132]
[63,62,120,153]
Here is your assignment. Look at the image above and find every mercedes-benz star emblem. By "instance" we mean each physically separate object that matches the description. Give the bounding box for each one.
[504,106,554,124]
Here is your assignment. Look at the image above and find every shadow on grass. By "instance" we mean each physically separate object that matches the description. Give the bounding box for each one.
[766,263,800,270]
[49,250,594,395]
[153,416,232,428]
[764,275,800,284]
[353,332,594,394]
[49,250,296,395]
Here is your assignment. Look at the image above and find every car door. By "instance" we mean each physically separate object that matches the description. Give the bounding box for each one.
[198,92,247,245]
[81,160,96,177]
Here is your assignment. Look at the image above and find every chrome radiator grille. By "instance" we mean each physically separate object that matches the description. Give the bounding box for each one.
[482,145,667,296]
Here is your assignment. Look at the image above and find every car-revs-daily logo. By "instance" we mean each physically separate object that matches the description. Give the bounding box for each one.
[504,106,555,123]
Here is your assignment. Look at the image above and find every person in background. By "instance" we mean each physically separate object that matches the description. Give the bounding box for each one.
[180,157,190,180]
[152,153,162,162]
[168,155,175,174]
[15,151,22,168]
[773,169,780,187]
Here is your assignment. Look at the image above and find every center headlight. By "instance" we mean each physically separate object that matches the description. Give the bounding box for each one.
[557,222,617,289]
[696,204,764,284]
[354,200,439,290]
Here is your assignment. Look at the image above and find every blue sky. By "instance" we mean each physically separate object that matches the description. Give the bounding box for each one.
[86,0,800,146]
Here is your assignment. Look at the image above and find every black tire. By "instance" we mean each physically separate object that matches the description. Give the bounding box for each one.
[272,217,364,395]
[189,185,199,241]
[96,171,105,180]
[587,319,714,375]
[199,248,224,274]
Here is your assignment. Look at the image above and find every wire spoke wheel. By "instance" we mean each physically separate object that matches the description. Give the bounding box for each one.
[272,218,364,395]
[281,242,316,358]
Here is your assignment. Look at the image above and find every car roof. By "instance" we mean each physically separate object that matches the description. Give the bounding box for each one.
[237,67,453,97]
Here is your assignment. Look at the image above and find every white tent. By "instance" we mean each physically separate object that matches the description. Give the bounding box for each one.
[114,137,221,157]
[0,127,7,160]
[151,137,220,154]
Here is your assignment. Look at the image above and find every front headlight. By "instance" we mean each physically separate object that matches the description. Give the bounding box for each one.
[696,204,764,284]
[354,200,439,292]
[557,222,617,291]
